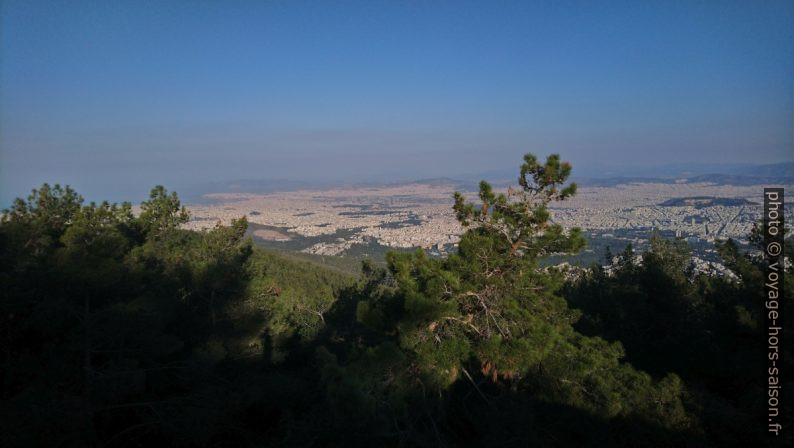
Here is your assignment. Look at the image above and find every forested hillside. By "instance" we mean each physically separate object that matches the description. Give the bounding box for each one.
[1,155,791,447]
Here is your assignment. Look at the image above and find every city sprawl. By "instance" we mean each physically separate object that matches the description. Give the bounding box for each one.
[183,181,792,264]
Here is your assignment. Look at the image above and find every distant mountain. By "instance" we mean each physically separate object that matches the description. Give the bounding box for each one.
[659,196,757,208]
[571,162,794,187]
[685,173,793,185]
[184,162,794,203]
[575,177,670,187]
[579,162,794,179]
[575,173,792,187]
[731,163,794,178]
[456,162,794,186]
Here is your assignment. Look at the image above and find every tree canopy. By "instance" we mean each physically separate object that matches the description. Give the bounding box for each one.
[2,158,789,447]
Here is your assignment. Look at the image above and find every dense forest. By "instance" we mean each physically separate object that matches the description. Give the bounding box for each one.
[1,154,791,447]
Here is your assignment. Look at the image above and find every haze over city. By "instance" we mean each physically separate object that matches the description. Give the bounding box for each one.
[2,0,793,204]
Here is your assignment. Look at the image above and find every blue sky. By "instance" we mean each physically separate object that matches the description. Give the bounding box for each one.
[1,0,792,203]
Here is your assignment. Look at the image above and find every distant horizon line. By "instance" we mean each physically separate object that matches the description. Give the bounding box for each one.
[3,160,793,208]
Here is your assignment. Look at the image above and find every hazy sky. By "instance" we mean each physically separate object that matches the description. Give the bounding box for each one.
[2,0,793,203]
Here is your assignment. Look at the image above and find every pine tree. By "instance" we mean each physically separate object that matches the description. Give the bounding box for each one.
[317,154,695,445]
